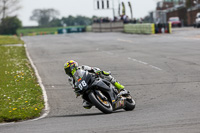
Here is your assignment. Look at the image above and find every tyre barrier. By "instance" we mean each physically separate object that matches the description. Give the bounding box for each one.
[154,23,171,34]
[124,23,171,34]
[57,26,86,34]
[124,23,154,34]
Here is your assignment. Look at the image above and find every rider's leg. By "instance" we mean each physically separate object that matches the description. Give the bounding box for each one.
[102,71,125,91]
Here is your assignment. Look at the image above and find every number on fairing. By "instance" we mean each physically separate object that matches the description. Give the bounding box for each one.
[81,80,87,87]
[78,80,87,90]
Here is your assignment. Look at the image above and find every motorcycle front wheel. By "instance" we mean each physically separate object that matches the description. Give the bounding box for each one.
[88,91,113,114]
[124,97,136,111]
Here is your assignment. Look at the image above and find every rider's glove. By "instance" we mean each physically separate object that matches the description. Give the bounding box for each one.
[75,93,80,98]
[74,87,81,97]
[93,67,102,75]
[68,77,73,86]
[95,70,102,75]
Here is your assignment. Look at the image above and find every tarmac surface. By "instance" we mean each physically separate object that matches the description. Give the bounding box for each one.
[1,28,200,133]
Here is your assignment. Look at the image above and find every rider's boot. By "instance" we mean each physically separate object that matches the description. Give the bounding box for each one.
[114,81,129,96]
[83,99,93,109]
[114,81,125,90]
[101,71,128,95]
[111,77,128,95]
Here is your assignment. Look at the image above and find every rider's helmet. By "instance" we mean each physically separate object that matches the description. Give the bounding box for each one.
[64,60,78,77]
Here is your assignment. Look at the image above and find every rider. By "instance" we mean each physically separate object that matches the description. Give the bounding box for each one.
[64,60,127,109]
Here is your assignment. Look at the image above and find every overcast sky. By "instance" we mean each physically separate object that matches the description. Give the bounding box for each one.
[17,0,158,26]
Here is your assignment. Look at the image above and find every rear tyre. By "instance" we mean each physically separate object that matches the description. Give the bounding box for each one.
[124,98,136,111]
[88,91,113,114]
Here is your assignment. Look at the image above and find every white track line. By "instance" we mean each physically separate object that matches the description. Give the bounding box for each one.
[117,38,133,43]
[128,57,162,71]
[0,44,50,126]
[24,44,50,120]
[117,39,162,71]
[149,65,162,71]
[96,48,162,71]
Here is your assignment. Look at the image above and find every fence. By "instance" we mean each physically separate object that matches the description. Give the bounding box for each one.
[19,23,171,36]
[92,22,124,32]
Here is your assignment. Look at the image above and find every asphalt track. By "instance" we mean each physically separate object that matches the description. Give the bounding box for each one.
[1,28,200,133]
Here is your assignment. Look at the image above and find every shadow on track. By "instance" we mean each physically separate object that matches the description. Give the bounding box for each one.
[51,110,125,118]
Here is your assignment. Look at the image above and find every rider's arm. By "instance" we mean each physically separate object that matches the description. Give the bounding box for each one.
[68,77,75,88]
[81,65,101,74]
[81,65,111,76]
[68,77,80,97]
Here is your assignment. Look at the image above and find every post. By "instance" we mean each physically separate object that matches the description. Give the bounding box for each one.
[118,0,120,16]
[112,0,115,18]
[128,1,133,20]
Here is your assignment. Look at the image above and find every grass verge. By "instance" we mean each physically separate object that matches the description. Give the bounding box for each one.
[0,36,44,122]
[0,36,24,45]
[17,26,86,36]
[17,27,61,36]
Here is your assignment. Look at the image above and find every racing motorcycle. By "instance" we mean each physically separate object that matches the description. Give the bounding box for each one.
[74,69,136,114]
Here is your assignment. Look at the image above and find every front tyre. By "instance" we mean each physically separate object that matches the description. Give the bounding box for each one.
[88,92,113,114]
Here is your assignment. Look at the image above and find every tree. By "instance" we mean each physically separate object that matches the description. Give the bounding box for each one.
[0,16,22,34]
[61,15,92,26]
[186,0,193,8]
[30,8,60,27]
[61,15,75,26]
[74,15,92,25]
[48,18,62,27]
[0,0,21,19]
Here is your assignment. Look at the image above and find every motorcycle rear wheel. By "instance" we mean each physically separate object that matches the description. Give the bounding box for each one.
[88,91,113,114]
[124,98,136,111]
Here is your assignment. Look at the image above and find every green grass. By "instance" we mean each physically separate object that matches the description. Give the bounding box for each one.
[0,36,44,122]
[17,27,61,36]
[17,26,86,36]
[0,36,24,45]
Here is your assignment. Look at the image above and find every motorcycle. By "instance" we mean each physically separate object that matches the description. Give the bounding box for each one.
[74,69,136,114]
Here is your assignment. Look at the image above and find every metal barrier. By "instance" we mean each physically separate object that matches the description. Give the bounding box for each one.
[92,22,124,32]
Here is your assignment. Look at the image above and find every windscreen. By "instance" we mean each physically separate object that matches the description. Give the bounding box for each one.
[73,69,86,81]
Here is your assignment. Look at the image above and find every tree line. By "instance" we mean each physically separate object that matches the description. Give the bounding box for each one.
[0,0,22,35]
[0,0,95,35]
[0,3,95,35]
[30,8,93,27]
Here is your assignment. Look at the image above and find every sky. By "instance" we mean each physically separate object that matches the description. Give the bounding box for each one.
[16,0,158,26]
